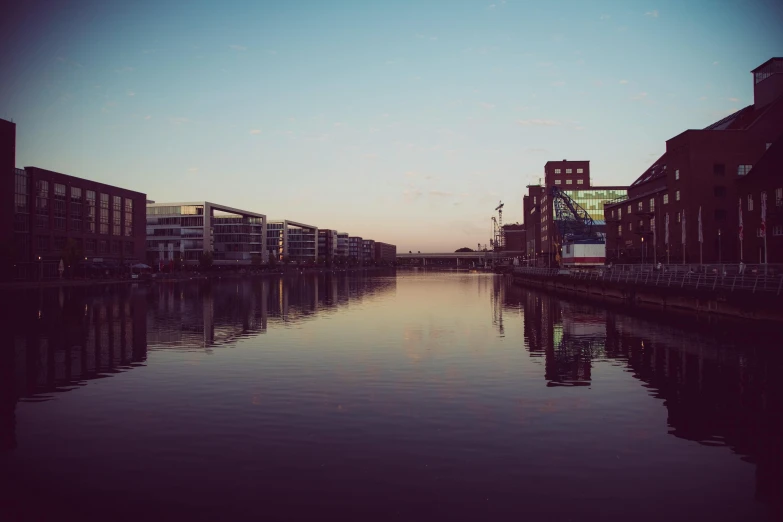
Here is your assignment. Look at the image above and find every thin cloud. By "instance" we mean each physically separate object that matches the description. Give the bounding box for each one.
[429,190,453,197]
[619,79,629,84]
[169,117,191,125]
[403,189,423,203]
[631,92,648,100]
[479,102,496,110]
[525,147,549,153]
[249,129,261,135]
[728,97,739,102]
[115,66,134,73]
[489,3,496,9]
[229,45,247,51]
[188,167,199,173]
[363,153,378,159]
[713,61,719,65]
[551,80,566,87]
[699,96,707,101]
[517,119,562,126]
[265,50,277,55]
[645,10,659,18]
[144,115,152,120]
[600,14,611,20]
[127,91,135,97]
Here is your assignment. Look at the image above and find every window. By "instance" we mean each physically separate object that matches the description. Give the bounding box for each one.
[618,225,622,236]
[71,187,82,232]
[37,235,50,252]
[748,194,754,211]
[124,199,133,236]
[533,196,537,204]
[776,188,782,206]
[627,205,631,214]
[766,143,772,150]
[98,240,108,254]
[675,169,680,180]
[663,194,669,205]
[773,225,783,236]
[714,209,727,221]
[713,164,725,177]
[714,186,726,197]
[54,236,66,252]
[675,191,680,201]
[111,241,120,254]
[53,184,66,231]
[86,190,96,233]
[124,242,134,255]
[650,218,655,231]
[629,222,633,231]
[100,193,109,234]
[618,208,622,219]
[649,198,655,211]
[611,210,615,218]
[676,212,681,223]
[576,168,583,174]
[566,168,572,174]
[566,179,572,185]
[738,165,752,176]
[554,169,561,174]
[637,201,643,212]
[36,180,49,229]
[85,239,96,254]
[555,179,562,185]
[577,179,584,185]
[112,196,121,236]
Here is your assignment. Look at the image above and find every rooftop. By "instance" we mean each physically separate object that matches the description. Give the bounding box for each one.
[630,153,667,187]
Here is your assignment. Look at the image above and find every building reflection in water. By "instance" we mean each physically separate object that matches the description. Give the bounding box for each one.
[0,272,397,452]
[497,279,783,511]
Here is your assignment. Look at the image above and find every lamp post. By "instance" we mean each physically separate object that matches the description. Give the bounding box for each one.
[718,229,722,264]
[641,236,645,266]
[38,255,42,281]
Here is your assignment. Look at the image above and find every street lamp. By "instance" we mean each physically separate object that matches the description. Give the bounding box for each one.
[641,236,645,265]
[718,229,722,264]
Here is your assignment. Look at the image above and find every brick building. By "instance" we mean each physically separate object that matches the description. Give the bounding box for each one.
[502,224,526,252]
[605,58,783,265]
[736,136,783,264]
[523,185,544,262]
[374,242,396,264]
[532,160,628,265]
[362,239,375,264]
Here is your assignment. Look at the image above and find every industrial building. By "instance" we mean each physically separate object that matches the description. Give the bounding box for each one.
[604,57,783,265]
[146,202,267,266]
[1,119,148,279]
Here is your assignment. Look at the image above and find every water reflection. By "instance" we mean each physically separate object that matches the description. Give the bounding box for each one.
[499,281,783,510]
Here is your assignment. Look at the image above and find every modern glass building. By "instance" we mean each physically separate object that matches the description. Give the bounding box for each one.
[267,220,318,263]
[146,201,266,266]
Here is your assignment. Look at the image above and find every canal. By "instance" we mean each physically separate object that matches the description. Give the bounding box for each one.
[1,271,781,521]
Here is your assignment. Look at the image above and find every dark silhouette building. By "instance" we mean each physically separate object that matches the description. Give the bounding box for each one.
[605,58,783,264]
[1,119,147,279]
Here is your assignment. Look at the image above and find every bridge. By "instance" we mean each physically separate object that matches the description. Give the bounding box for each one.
[396,251,526,267]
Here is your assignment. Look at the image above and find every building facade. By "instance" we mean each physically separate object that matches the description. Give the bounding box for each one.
[318,229,338,263]
[12,166,147,278]
[502,224,526,252]
[533,161,626,266]
[362,239,375,264]
[336,232,349,258]
[146,202,266,266]
[0,119,15,270]
[374,242,396,264]
[267,220,318,264]
[736,136,783,264]
[523,186,544,262]
[348,236,363,262]
[604,58,783,264]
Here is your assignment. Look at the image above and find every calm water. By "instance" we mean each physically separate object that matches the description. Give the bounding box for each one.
[1,271,781,521]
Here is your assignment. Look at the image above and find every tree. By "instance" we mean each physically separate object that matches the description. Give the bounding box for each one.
[269,254,278,268]
[61,239,84,278]
[199,250,214,269]
[455,247,474,253]
[251,254,263,267]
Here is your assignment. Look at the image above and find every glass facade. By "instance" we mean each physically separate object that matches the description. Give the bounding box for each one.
[100,193,109,235]
[551,188,627,221]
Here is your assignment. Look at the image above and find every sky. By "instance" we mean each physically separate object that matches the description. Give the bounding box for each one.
[1,0,781,252]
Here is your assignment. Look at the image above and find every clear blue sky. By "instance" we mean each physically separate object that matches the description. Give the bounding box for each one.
[1,0,781,251]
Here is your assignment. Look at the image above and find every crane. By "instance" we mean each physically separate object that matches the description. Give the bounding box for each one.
[548,186,597,242]
[495,201,505,250]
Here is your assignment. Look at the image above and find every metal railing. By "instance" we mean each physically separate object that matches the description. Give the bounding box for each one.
[513,265,783,294]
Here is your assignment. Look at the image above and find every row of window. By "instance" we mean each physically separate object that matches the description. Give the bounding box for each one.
[619,222,783,238]
[34,236,135,255]
[553,168,584,174]
[553,179,585,186]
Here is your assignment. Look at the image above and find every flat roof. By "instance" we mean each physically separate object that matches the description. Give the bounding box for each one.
[268,219,317,229]
[24,166,147,197]
[147,201,266,218]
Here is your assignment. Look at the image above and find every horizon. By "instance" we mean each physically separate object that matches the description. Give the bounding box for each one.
[1,0,781,251]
